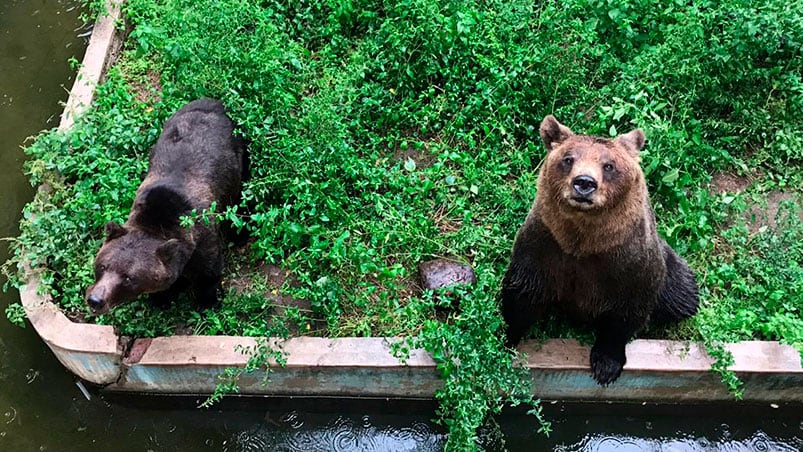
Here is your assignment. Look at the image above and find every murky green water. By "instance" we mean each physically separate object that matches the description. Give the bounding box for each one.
[0,2,801,451]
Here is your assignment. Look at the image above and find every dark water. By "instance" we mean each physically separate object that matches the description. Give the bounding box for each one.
[0,2,801,451]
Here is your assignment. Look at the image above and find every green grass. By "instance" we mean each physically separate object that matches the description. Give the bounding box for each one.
[4,0,803,449]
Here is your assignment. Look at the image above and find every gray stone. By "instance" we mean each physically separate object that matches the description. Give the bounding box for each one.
[419,259,476,290]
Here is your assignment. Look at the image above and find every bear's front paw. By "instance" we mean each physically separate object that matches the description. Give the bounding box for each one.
[149,291,176,308]
[503,331,523,349]
[194,282,223,309]
[590,346,625,386]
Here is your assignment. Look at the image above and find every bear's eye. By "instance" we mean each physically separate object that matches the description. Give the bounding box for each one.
[562,156,574,166]
[603,163,615,172]
[123,274,131,284]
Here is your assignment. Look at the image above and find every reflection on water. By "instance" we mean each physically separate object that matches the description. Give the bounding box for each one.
[223,413,444,452]
[198,405,801,452]
[0,1,802,451]
[0,0,86,236]
[0,0,90,449]
[508,405,803,452]
[558,430,802,452]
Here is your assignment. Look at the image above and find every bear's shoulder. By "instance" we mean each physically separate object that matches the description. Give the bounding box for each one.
[132,183,193,229]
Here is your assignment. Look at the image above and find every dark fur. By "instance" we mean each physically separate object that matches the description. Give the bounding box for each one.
[501,116,699,385]
[85,99,246,314]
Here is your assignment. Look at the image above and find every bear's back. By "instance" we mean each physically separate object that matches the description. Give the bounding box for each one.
[147,99,244,208]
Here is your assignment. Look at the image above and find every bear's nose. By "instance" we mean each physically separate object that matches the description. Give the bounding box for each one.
[572,175,598,197]
[87,294,105,312]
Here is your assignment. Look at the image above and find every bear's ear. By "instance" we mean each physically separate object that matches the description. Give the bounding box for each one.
[156,239,191,267]
[615,129,646,156]
[539,115,574,152]
[104,222,127,241]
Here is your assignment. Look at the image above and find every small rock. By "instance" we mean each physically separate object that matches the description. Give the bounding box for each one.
[419,259,476,290]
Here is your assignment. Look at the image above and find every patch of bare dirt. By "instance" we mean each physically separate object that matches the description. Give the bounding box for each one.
[260,263,313,315]
[708,170,802,233]
[745,191,802,233]
[224,257,324,336]
[389,128,442,170]
[130,69,162,105]
[709,171,752,194]
[65,311,88,324]
[172,325,194,336]
[430,204,461,233]
[393,147,437,170]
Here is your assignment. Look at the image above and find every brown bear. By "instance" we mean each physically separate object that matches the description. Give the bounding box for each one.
[501,115,699,385]
[85,99,246,314]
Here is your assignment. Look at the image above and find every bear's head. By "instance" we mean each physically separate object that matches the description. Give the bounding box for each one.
[535,115,648,255]
[538,115,645,213]
[85,222,193,314]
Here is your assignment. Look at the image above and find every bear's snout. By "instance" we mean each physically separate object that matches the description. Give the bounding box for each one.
[85,283,113,315]
[87,293,106,313]
[572,175,598,197]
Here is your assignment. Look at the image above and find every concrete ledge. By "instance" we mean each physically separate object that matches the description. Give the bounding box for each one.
[59,0,123,131]
[521,339,803,402]
[20,273,121,384]
[98,335,801,402]
[19,0,126,386]
[19,266,803,401]
[110,336,441,397]
[19,0,803,403]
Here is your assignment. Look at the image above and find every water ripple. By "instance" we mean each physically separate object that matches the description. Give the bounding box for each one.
[556,430,803,452]
[3,406,17,425]
[223,413,443,452]
[591,436,646,451]
[748,430,772,452]
[224,427,272,452]
[280,411,304,430]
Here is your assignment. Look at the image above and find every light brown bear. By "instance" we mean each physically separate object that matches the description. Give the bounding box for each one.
[501,115,698,385]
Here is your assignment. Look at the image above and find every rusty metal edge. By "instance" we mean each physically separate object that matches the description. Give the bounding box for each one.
[18,0,803,402]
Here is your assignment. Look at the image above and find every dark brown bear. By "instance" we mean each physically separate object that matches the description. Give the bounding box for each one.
[501,115,698,385]
[85,99,246,314]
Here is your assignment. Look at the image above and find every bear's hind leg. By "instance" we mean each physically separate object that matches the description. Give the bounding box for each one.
[501,293,544,347]
[652,243,699,325]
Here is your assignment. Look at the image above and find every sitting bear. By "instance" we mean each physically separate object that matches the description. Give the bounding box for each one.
[85,98,246,314]
[501,115,699,385]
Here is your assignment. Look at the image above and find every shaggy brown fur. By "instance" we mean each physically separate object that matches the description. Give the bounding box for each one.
[537,131,649,256]
[85,99,246,315]
[501,115,698,385]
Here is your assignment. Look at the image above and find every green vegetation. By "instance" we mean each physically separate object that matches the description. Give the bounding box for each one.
[4,0,803,449]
